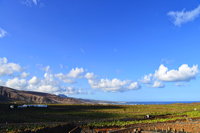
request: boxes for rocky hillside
[0,86,84,104]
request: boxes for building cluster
[9,104,48,109]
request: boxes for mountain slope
[0,86,84,104]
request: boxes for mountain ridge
[0,86,85,104]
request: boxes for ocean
[119,101,200,105]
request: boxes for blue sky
[0,0,200,101]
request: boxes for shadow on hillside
[0,104,124,123]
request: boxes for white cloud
[37,85,59,93]
[0,28,7,38]
[142,64,199,88]
[152,81,165,88]
[23,0,40,6]
[26,74,85,95]
[0,57,22,76]
[29,76,40,85]
[0,57,8,64]
[168,5,200,26]
[6,78,27,90]
[21,72,29,78]
[27,74,61,94]
[55,73,75,84]
[43,71,54,82]
[0,57,199,94]
[0,58,88,95]
[85,72,95,79]
[141,74,153,84]
[26,69,85,95]
[55,67,85,83]
[155,64,198,82]
[88,78,140,92]
[128,82,141,89]
[67,67,85,78]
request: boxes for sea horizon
[117,101,200,105]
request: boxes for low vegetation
[1,103,200,132]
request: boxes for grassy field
[1,103,200,132]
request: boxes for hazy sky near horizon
[0,0,200,101]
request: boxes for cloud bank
[0,57,86,95]
[0,57,198,94]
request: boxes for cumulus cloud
[55,73,75,84]
[0,28,7,38]
[6,78,27,90]
[152,81,165,88]
[0,57,199,94]
[128,82,141,89]
[29,76,40,85]
[29,71,62,94]
[55,67,85,83]
[168,5,200,26]
[0,59,87,95]
[26,68,86,95]
[25,72,85,95]
[85,71,140,92]
[142,64,199,88]
[67,67,84,78]
[85,72,95,79]
[141,74,153,84]
[88,78,140,92]
[21,72,29,78]
[37,85,59,93]
[0,57,7,64]
[0,57,22,76]
[155,64,198,82]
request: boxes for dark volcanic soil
[91,119,200,133]
[22,124,81,133]
[2,119,200,133]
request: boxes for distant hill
[58,94,68,98]
[0,86,85,104]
